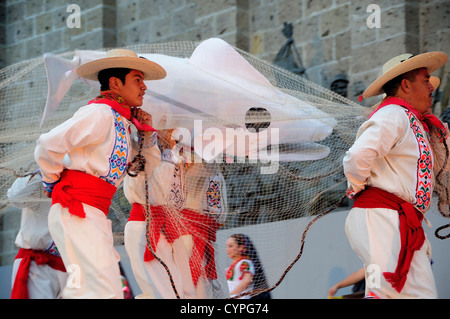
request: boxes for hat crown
[382,53,413,75]
[105,49,139,59]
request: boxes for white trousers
[11,259,68,299]
[345,207,437,299]
[124,221,203,299]
[48,203,123,299]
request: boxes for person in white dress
[225,233,270,299]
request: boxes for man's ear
[399,78,411,94]
[109,77,122,90]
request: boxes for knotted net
[0,38,405,298]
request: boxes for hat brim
[76,56,166,81]
[363,51,448,98]
[430,76,440,90]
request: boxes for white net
[1,38,374,299]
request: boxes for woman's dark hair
[230,233,271,298]
[382,68,421,97]
[98,68,132,91]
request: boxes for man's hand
[135,108,155,139]
[158,129,177,150]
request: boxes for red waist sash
[51,170,117,218]
[182,209,220,286]
[11,248,66,299]
[129,203,220,285]
[353,186,425,292]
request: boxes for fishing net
[0,38,374,298]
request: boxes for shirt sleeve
[7,174,44,209]
[343,106,408,196]
[34,105,113,191]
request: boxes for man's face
[407,68,434,115]
[115,70,147,107]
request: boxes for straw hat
[76,48,166,81]
[430,76,440,90]
[362,51,448,98]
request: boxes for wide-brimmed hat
[76,48,166,81]
[430,76,440,90]
[362,51,448,98]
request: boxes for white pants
[48,203,123,299]
[124,221,202,299]
[345,207,437,299]
[11,258,68,299]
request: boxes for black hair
[230,234,271,299]
[98,68,132,91]
[382,68,421,97]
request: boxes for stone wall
[2,0,449,99]
[0,0,449,266]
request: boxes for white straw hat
[362,51,447,98]
[76,48,166,81]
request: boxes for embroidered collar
[370,96,445,134]
[89,91,156,132]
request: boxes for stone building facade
[0,0,449,265]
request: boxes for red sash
[129,203,220,285]
[353,186,425,292]
[11,248,66,299]
[181,209,220,285]
[128,202,146,221]
[51,170,117,218]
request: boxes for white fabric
[226,259,255,299]
[124,148,183,207]
[41,38,336,163]
[8,175,68,299]
[124,146,203,298]
[345,207,437,299]
[35,101,141,298]
[343,104,434,212]
[185,162,228,225]
[343,103,438,298]
[48,203,123,299]
[124,222,198,299]
[11,259,68,299]
[35,103,133,188]
[7,176,53,250]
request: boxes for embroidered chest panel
[206,174,223,213]
[101,110,129,185]
[405,109,433,212]
[166,163,186,210]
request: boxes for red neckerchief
[370,97,445,134]
[89,91,156,132]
